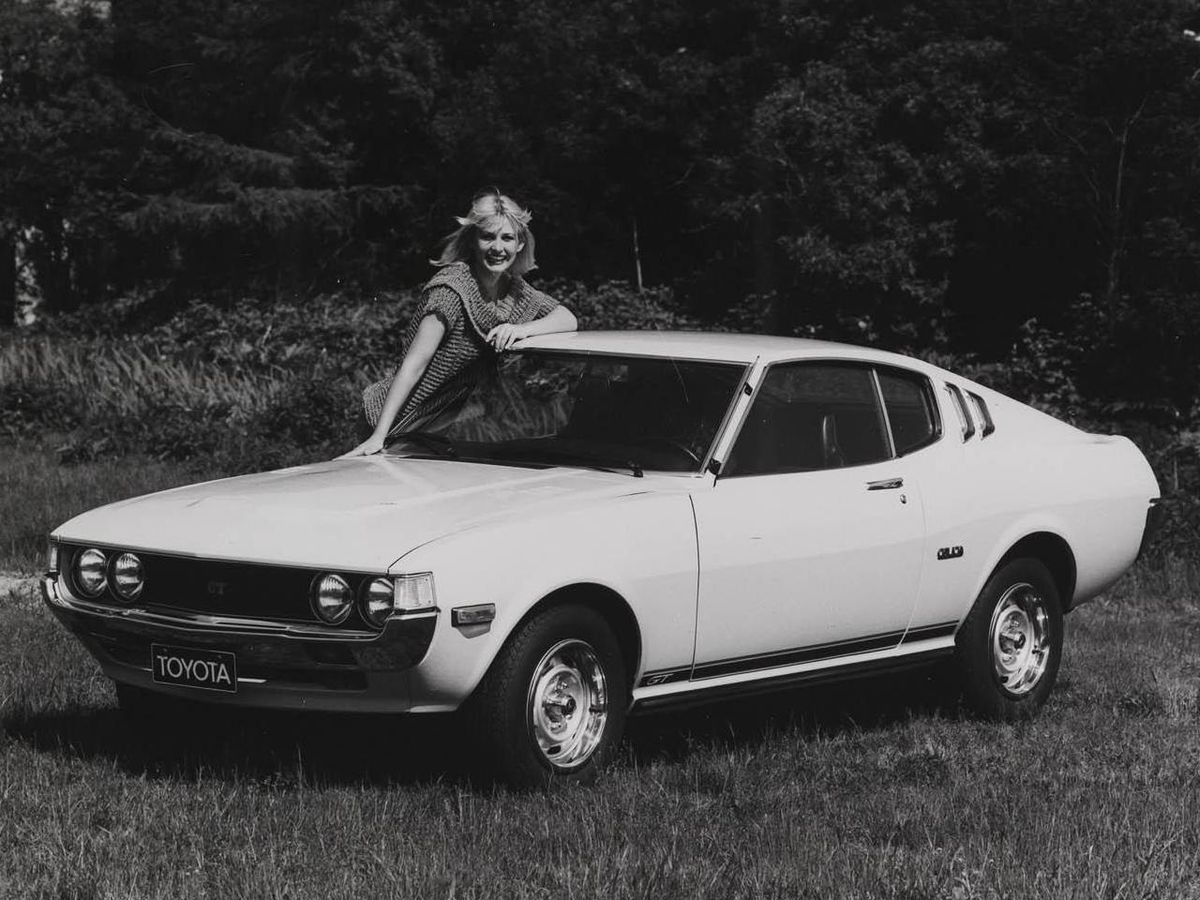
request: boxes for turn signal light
[394,573,437,612]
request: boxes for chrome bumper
[42,575,438,713]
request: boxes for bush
[542,280,704,331]
[2,278,702,472]
[7,280,1198,566]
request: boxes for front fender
[390,490,699,711]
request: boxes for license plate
[151,644,238,693]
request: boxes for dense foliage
[0,281,701,470]
[3,2,1197,347]
[1,0,1199,551]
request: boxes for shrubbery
[2,280,1194,561]
[0,280,699,473]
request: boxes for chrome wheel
[988,582,1051,696]
[527,639,609,769]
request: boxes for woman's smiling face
[474,216,525,277]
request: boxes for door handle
[866,478,904,491]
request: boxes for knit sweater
[363,262,559,436]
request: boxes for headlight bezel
[359,576,396,628]
[310,572,355,625]
[72,547,109,599]
[109,552,145,602]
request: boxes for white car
[43,332,1161,786]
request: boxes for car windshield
[386,350,747,474]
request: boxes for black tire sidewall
[471,604,628,788]
[955,558,1063,720]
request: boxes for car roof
[517,330,924,368]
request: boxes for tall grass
[1,576,1199,898]
[0,338,287,422]
[0,335,360,470]
[0,440,231,573]
[2,423,1199,897]
[1103,554,1200,608]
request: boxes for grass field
[1,442,1198,898]
[0,439,229,575]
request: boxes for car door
[690,361,934,676]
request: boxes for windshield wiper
[581,457,643,478]
[489,444,643,478]
[556,457,644,478]
[390,431,458,458]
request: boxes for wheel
[954,558,1063,720]
[466,604,628,788]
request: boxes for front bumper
[42,575,437,713]
[1136,497,1166,562]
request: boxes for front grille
[58,543,381,629]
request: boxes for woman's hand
[337,433,386,459]
[486,322,529,352]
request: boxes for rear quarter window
[877,367,941,455]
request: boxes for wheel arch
[993,532,1077,609]
[509,583,643,691]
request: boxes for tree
[109,0,442,301]
[0,0,144,316]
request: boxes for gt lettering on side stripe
[151,644,238,693]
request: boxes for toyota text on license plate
[151,644,238,693]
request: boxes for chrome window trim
[870,368,898,459]
[719,358,896,478]
[458,347,752,478]
[874,364,943,457]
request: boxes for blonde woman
[341,190,577,457]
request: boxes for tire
[466,604,628,789]
[954,558,1063,720]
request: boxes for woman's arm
[340,315,446,457]
[487,304,578,351]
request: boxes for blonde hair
[431,190,537,276]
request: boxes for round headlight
[110,552,145,602]
[311,573,353,625]
[360,577,395,628]
[74,548,108,598]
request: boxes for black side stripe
[901,621,959,643]
[637,621,959,688]
[693,630,905,680]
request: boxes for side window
[878,367,941,455]
[725,363,890,476]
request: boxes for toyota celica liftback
[43,332,1161,787]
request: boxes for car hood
[53,456,658,572]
